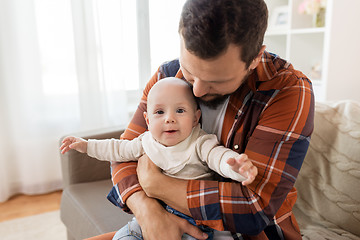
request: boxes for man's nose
[192,79,209,97]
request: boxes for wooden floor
[0,190,62,222]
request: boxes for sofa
[59,101,360,240]
[59,126,133,240]
[292,100,360,239]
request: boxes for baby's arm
[60,136,144,162]
[220,154,257,185]
[197,134,257,184]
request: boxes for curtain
[0,0,143,202]
[0,0,185,202]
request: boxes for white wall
[325,0,360,102]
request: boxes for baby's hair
[150,77,199,111]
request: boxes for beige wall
[325,0,360,102]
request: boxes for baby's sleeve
[87,136,144,162]
[196,134,246,182]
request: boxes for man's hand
[60,136,88,154]
[136,155,189,215]
[134,155,208,239]
[226,154,258,186]
[127,191,208,240]
[136,154,162,197]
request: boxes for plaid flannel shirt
[107,51,314,239]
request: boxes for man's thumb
[185,223,208,240]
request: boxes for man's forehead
[179,40,246,82]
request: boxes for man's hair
[179,0,268,68]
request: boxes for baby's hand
[226,154,258,186]
[60,136,88,154]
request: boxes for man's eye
[177,109,185,113]
[155,110,164,114]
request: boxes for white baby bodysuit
[87,124,246,182]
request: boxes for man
[99,0,314,239]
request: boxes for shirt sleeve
[187,74,314,234]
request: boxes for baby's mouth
[165,130,177,133]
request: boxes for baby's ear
[194,109,201,126]
[143,112,150,127]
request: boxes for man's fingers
[182,220,208,240]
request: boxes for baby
[60,77,257,239]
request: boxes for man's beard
[196,94,230,109]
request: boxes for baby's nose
[165,113,176,123]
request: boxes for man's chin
[197,94,230,109]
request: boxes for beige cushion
[294,100,360,239]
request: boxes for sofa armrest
[59,126,125,188]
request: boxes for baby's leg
[112,217,143,240]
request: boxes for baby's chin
[161,140,181,147]
[160,137,186,147]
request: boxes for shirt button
[234,145,239,150]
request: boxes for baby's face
[144,78,200,147]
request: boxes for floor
[0,190,62,222]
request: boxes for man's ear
[249,45,266,70]
[193,109,201,127]
[143,112,150,127]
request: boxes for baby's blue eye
[177,109,185,113]
[155,110,164,114]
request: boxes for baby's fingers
[239,159,253,172]
[241,165,258,186]
[226,157,236,167]
[60,143,72,154]
[62,136,77,143]
[69,141,87,153]
[60,136,77,154]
